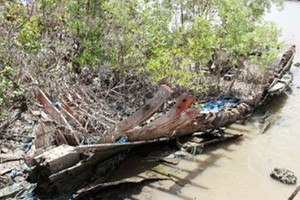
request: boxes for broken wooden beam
[175,102,251,137]
[115,85,173,136]
[125,95,196,141]
[28,138,169,196]
[143,94,194,129]
[24,71,80,146]
[125,108,198,141]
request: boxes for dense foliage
[0,0,284,114]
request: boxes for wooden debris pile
[0,45,296,199]
[21,81,252,197]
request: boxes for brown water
[130,2,300,200]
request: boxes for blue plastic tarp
[201,97,240,112]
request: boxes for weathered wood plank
[124,94,195,141]
[35,122,56,149]
[126,107,198,141]
[176,102,251,136]
[24,72,79,146]
[75,138,169,153]
[32,86,70,128]
[116,85,173,135]
[144,94,194,129]
[29,139,169,196]
[32,86,79,146]
[32,144,79,175]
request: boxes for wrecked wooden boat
[268,72,293,95]
[0,45,295,199]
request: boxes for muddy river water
[127,2,300,200]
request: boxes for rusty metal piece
[116,85,173,135]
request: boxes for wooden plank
[176,102,251,136]
[32,144,79,175]
[75,138,169,153]
[32,86,70,128]
[32,86,79,146]
[35,122,56,149]
[0,154,23,163]
[144,94,194,129]
[29,139,169,196]
[56,126,80,146]
[24,71,79,146]
[125,107,198,141]
[116,85,173,135]
[124,94,194,141]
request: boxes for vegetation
[0,0,284,114]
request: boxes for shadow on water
[85,139,243,200]
[259,93,289,114]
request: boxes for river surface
[129,2,300,200]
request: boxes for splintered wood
[125,95,196,141]
[116,84,174,135]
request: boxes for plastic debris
[24,136,34,143]
[10,169,19,177]
[22,144,32,152]
[201,97,240,112]
[51,99,60,108]
[15,183,37,200]
[81,136,101,144]
[116,135,129,143]
[27,119,34,126]
[21,163,30,171]
[110,102,124,111]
